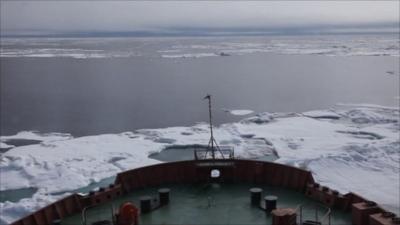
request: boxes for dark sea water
[1,37,399,137]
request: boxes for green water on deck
[61,183,351,225]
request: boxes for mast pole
[204,94,224,160]
[207,95,215,160]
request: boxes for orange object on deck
[118,202,139,225]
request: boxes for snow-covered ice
[0,142,15,149]
[1,35,399,59]
[161,53,218,58]
[0,104,399,223]
[0,191,70,225]
[0,47,141,59]
[160,35,400,58]
[1,131,73,143]
[224,109,254,116]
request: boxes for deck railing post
[300,206,303,224]
[327,207,332,225]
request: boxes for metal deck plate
[61,183,351,225]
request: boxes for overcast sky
[1,1,399,35]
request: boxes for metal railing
[194,146,234,160]
[296,203,331,225]
[81,203,115,225]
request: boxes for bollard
[140,196,152,214]
[249,188,263,206]
[265,195,278,213]
[51,219,61,225]
[158,188,170,205]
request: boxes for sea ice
[161,53,218,58]
[0,131,73,143]
[0,142,14,149]
[302,110,341,119]
[0,190,70,225]
[1,35,399,59]
[0,104,399,223]
[224,109,254,116]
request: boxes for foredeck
[10,159,392,225]
[61,183,351,225]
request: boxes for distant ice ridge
[0,48,141,59]
[160,35,400,58]
[161,53,218,58]
[1,35,399,59]
[0,104,399,223]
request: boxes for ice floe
[1,131,73,143]
[0,190,70,225]
[0,104,399,223]
[0,132,73,152]
[0,48,141,59]
[1,35,399,59]
[224,109,254,116]
[160,35,400,58]
[0,142,14,149]
[161,53,218,58]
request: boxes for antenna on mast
[203,94,224,160]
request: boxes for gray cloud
[1,1,399,35]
